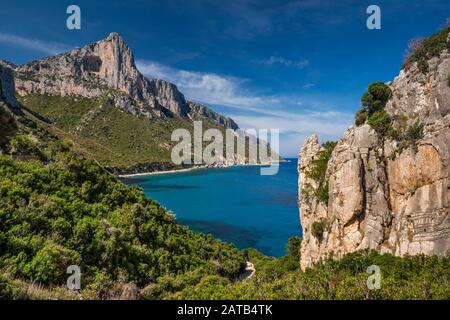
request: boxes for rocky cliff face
[298,31,450,270]
[0,62,19,151]
[187,101,238,130]
[0,61,20,111]
[12,32,237,129]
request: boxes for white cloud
[137,59,353,157]
[231,111,353,156]
[137,60,271,109]
[231,112,351,137]
[0,32,70,55]
[259,56,309,69]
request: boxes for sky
[0,0,449,157]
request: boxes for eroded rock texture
[0,62,19,151]
[298,36,450,270]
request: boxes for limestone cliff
[0,62,19,151]
[0,61,20,111]
[298,29,450,270]
[12,32,237,129]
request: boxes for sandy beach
[117,160,290,178]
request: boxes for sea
[121,159,301,257]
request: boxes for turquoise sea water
[121,159,301,257]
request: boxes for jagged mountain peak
[105,31,124,42]
[12,33,237,128]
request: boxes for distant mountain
[4,33,253,169]
[14,32,238,129]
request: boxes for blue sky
[0,0,449,156]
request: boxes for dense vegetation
[1,109,449,300]
[403,27,450,73]
[0,145,245,299]
[0,103,17,149]
[18,94,231,169]
[168,247,450,300]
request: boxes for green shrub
[406,121,424,141]
[0,151,246,297]
[9,134,44,157]
[25,241,81,284]
[312,219,329,241]
[286,236,302,260]
[317,182,329,204]
[0,104,17,148]
[305,141,336,205]
[355,108,367,126]
[403,27,450,74]
[367,109,394,137]
[361,82,392,115]
[447,74,450,87]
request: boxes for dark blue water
[121,159,301,257]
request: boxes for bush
[447,74,450,87]
[312,219,329,241]
[361,82,392,115]
[0,151,246,297]
[317,182,329,204]
[0,104,17,148]
[286,236,302,260]
[367,109,394,137]
[305,141,337,205]
[406,121,424,141]
[9,134,44,158]
[355,108,367,126]
[25,241,81,284]
[403,27,450,74]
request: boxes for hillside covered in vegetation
[0,26,449,300]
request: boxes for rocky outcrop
[298,31,450,270]
[0,61,20,111]
[187,101,239,130]
[0,62,19,151]
[13,32,237,129]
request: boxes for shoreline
[117,166,208,178]
[117,160,290,178]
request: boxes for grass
[17,94,231,168]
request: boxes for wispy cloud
[137,60,275,109]
[231,110,353,156]
[0,32,71,55]
[137,59,353,156]
[258,56,309,69]
[302,83,316,89]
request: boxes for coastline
[117,160,290,178]
[117,165,208,177]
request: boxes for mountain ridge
[2,33,249,168]
[12,32,238,130]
